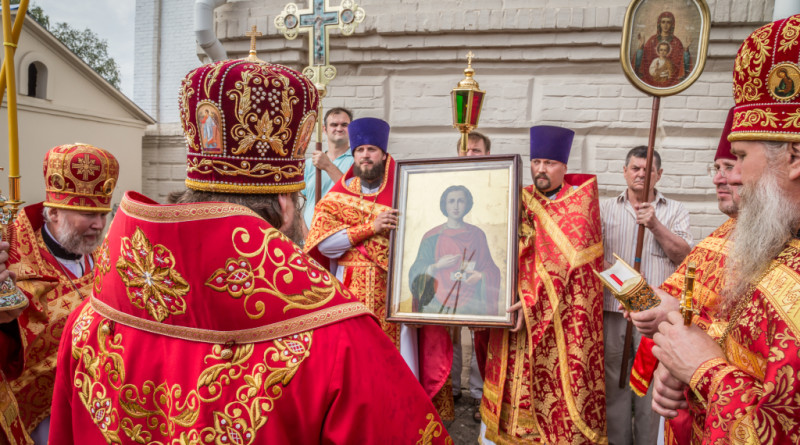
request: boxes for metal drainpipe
[195,0,227,62]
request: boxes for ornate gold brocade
[71,303,314,444]
[115,227,190,323]
[205,226,349,318]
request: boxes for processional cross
[275,0,366,202]
[276,0,365,88]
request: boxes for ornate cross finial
[466,51,475,67]
[275,0,366,87]
[246,25,263,61]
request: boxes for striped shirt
[600,189,692,313]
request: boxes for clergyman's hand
[508,300,525,333]
[373,209,399,234]
[630,289,679,338]
[652,311,725,384]
[651,363,688,418]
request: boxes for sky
[31,0,135,98]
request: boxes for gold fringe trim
[728,131,800,142]
[43,202,111,213]
[185,178,304,194]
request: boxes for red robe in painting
[409,223,501,316]
[634,12,689,88]
[481,176,607,444]
[47,192,453,444]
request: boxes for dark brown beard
[353,158,385,184]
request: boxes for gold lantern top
[451,51,486,154]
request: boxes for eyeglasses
[707,162,734,179]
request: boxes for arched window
[26,61,47,98]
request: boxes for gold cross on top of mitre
[246,25,263,62]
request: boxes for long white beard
[723,171,800,312]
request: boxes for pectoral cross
[275,0,366,87]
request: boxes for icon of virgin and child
[409,185,501,316]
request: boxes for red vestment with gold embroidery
[48,192,452,444]
[677,239,800,444]
[0,203,95,437]
[304,156,454,419]
[629,218,735,445]
[481,177,607,444]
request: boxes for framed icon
[386,154,520,327]
[620,0,711,97]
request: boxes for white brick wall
[136,0,773,239]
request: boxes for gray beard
[54,224,101,256]
[722,171,800,312]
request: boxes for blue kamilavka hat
[529,125,574,164]
[349,117,390,152]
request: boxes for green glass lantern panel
[453,90,469,125]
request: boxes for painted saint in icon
[409,185,501,316]
[200,107,222,154]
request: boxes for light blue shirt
[302,150,354,227]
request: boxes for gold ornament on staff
[0,0,29,312]
[614,0,711,388]
[451,51,486,155]
[680,262,697,326]
[275,0,366,203]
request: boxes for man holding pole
[600,146,691,445]
[651,15,800,442]
[301,107,354,228]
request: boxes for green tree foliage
[10,1,121,88]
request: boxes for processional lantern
[451,51,485,155]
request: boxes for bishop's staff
[0,0,29,311]
[616,0,710,388]
[275,0,366,203]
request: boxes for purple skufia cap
[349,117,390,152]
[529,125,574,164]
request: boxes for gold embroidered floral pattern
[228,68,297,157]
[206,257,256,298]
[116,227,190,322]
[206,227,343,318]
[417,413,453,445]
[186,157,303,182]
[734,108,779,129]
[784,111,800,129]
[179,76,200,153]
[734,23,774,102]
[779,15,800,52]
[94,237,111,293]
[70,301,314,444]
